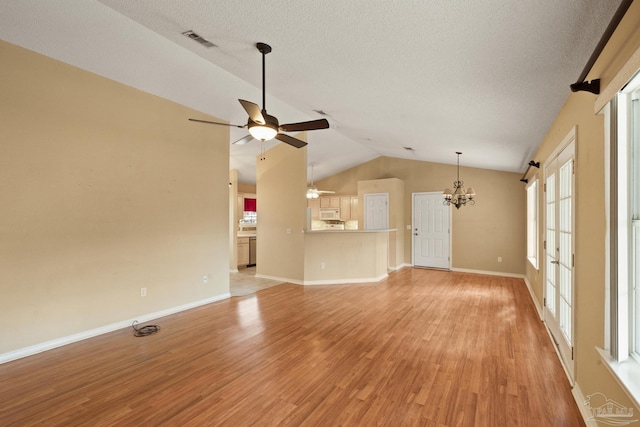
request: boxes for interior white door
[413,192,451,269]
[364,193,389,230]
[544,137,575,380]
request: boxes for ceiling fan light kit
[306,187,320,199]
[189,42,329,148]
[306,164,334,198]
[248,117,278,141]
[443,152,476,210]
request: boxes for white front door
[364,193,389,230]
[413,192,451,269]
[544,135,575,380]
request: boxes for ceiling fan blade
[317,190,336,194]
[238,99,265,124]
[280,118,330,132]
[189,118,245,128]
[275,133,307,148]
[233,134,254,145]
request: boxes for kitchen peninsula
[303,228,396,284]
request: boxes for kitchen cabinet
[340,196,351,220]
[314,195,358,220]
[237,237,250,266]
[307,198,320,219]
[320,196,340,208]
[350,196,359,220]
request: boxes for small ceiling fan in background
[306,163,335,199]
[189,42,329,148]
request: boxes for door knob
[550,260,559,264]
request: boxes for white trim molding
[389,263,411,272]
[596,347,640,410]
[572,383,599,427]
[255,273,391,286]
[303,273,388,286]
[0,293,230,365]
[254,274,302,285]
[523,276,544,319]
[596,44,640,114]
[450,267,525,279]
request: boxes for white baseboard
[253,273,389,286]
[303,273,388,286]
[389,263,411,271]
[450,267,525,279]
[523,276,543,319]
[254,273,302,285]
[0,292,230,365]
[572,383,598,427]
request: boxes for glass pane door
[544,136,575,380]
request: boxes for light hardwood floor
[0,268,584,426]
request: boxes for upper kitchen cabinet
[320,196,340,208]
[350,196,359,221]
[340,197,351,220]
[309,195,358,220]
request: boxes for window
[614,74,640,362]
[526,179,539,269]
[630,80,640,361]
[602,70,640,407]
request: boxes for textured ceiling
[0,0,621,183]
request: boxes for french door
[544,135,575,379]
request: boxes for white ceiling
[0,0,620,183]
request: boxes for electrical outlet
[202,275,208,284]
[321,262,325,270]
[497,257,503,263]
[140,287,147,297]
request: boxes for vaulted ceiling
[0,1,621,182]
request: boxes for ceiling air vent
[181,30,216,48]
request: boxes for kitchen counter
[305,229,396,233]
[237,232,256,238]
[303,230,391,285]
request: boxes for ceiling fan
[189,42,329,148]
[306,163,335,199]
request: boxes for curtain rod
[570,0,634,94]
[520,161,540,184]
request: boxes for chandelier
[443,152,476,209]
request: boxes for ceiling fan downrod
[256,42,272,113]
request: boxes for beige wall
[255,136,307,282]
[304,232,389,283]
[357,178,405,269]
[318,157,525,274]
[237,183,256,194]
[521,2,640,415]
[0,41,231,355]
